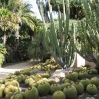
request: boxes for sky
[22,0,42,19]
[22,0,58,20]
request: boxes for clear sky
[22,0,42,19]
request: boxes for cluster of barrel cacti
[0,64,99,99]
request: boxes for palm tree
[7,0,36,40]
[0,0,36,44]
[0,8,14,45]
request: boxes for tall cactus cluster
[75,0,99,71]
[40,0,76,69]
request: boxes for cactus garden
[1,0,99,99]
[0,60,99,99]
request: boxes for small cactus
[63,85,77,99]
[37,81,50,96]
[52,91,66,99]
[86,84,98,95]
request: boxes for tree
[0,0,36,42]
[7,0,35,41]
[0,8,16,45]
[0,0,38,63]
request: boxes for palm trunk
[2,31,7,45]
[30,35,34,41]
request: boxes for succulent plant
[0,79,5,84]
[0,84,5,98]
[84,64,91,68]
[10,92,23,99]
[25,78,34,86]
[16,75,24,84]
[86,97,95,99]
[31,81,39,88]
[73,67,84,73]
[41,73,50,78]
[5,79,13,86]
[48,79,57,85]
[63,85,77,99]
[72,82,84,95]
[5,92,13,99]
[61,82,70,91]
[50,83,61,94]
[24,87,38,99]
[52,91,66,99]
[14,71,20,75]
[10,80,19,87]
[40,0,76,69]
[89,68,98,75]
[66,71,78,82]
[86,84,98,95]
[4,85,20,95]
[80,78,91,91]
[37,81,50,96]
[62,78,70,83]
[37,78,48,84]
[78,71,89,79]
[90,77,99,87]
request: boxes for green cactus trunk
[40,0,76,69]
[75,0,99,71]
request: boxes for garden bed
[0,60,99,99]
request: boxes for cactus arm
[75,0,99,67]
[58,5,63,50]
[48,0,60,54]
[39,0,76,69]
[39,0,50,51]
[64,0,70,46]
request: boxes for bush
[0,44,6,66]
[27,32,50,62]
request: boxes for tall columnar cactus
[40,0,76,68]
[75,0,99,71]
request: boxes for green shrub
[27,31,50,62]
[0,44,6,67]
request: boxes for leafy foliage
[27,29,50,61]
[17,38,30,61]
[0,43,6,66]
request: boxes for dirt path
[0,60,40,79]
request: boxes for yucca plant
[40,0,76,69]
